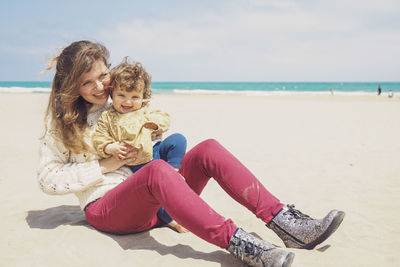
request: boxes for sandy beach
[1,93,399,267]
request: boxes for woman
[38,40,345,267]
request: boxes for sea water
[1,81,399,96]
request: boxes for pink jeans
[85,139,283,248]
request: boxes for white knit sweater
[37,103,132,210]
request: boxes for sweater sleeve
[144,106,171,135]
[37,133,104,195]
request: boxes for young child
[92,59,187,233]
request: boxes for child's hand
[104,142,129,160]
[144,122,158,130]
[168,220,189,233]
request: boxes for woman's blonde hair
[109,58,152,105]
[44,40,110,154]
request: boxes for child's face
[112,86,144,114]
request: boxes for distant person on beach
[388,90,393,98]
[37,40,345,267]
[378,85,382,95]
[330,88,334,96]
[92,58,188,233]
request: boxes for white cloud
[98,0,400,81]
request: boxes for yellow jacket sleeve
[144,105,170,136]
[92,110,116,158]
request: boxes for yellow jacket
[92,105,170,165]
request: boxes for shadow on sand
[26,205,242,266]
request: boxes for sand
[0,93,399,266]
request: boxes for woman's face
[79,59,110,105]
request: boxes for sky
[0,0,399,82]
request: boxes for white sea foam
[173,89,379,96]
[0,86,392,97]
[0,87,51,94]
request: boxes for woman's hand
[99,155,129,174]
[104,142,129,160]
[124,144,139,165]
[99,146,138,174]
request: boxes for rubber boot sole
[283,252,295,267]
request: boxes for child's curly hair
[110,57,152,104]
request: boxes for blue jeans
[129,133,187,223]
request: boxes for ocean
[1,81,399,96]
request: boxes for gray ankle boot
[227,228,295,267]
[267,204,345,250]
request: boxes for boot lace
[231,238,273,264]
[284,204,312,225]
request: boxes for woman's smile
[94,90,107,98]
[94,91,105,96]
